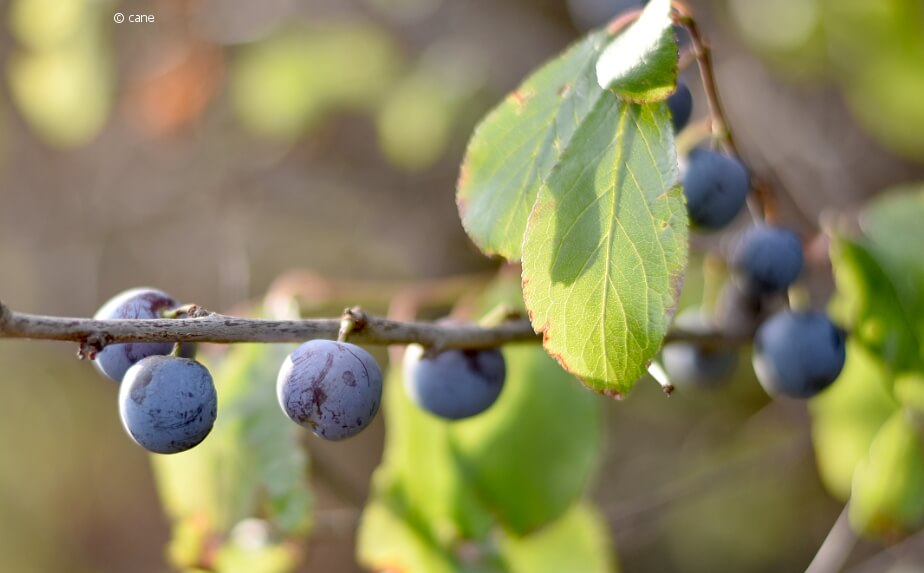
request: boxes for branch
[671,1,779,224]
[804,504,856,573]
[0,300,743,351]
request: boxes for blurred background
[1,0,923,571]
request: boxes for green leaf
[895,373,924,413]
[456,30,611,260]
[357,491,459,573]
[830,238,922,376]
[850,410,924,537]
[213,522,299,573]
[500,503,617,573]
[521,95,687,395]
[595,0,678,102]
[830,188,924,375]
[451,345,602,534]
[860,187,924,322]
[810,341,898,500]
[357,483,506,573]
[375,367,495,541]
[152,344,312,568]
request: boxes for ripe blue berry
[682,149,750,230]
[93,288,193,383]
[119,355,217,454]
[753,311,846,399]
[731,225,804,294]
[277,340,383,440]
[667,79,693,133]
[662,310,737,389]
[403,344,506,420]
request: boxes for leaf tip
[603,388,624,401]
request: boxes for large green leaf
[357,492,460,573]
[500,503,616,573]
[359,491,616,573]
[830,188,924,375]
[451,345,602,534]
[456,30,611,260]
[521,95,686,395]
[375,367,495,542]
[810,341,898,500]
[850,410,924,537]
[830,239,922,376]
[152,344,312,569]
[357,480,506,573]
[595,0,678,103]
[860,187,924,328]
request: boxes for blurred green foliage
[6,0,113,147]
[357,275,611,572]
[153,341,311,572]
[229,20,485,172]
[376,70,458,172]
[813,186,924,538]
[728,0,924,161]
[850,410,924,536]
[811,341,897,501]
[231,22,402,140]
[829,188,924,376]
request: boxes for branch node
[338,306,368,342]
[77,334,108,361]
[188,304,212,318]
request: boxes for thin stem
[805,504,856,573]
[671,2,735,155]
[337,307,361,343]
[671,1,778,223]
[647,362,675,395]
[0,300,744,350]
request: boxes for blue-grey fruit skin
[682,149,750,230]
[668,80,693,133]
[93,288,194,383]
[403,344,506,420]
[662,310,737,389]
[732,225,804,294]
[277,340,383,441]
[119,355,217,454]
[753,311,846,399]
